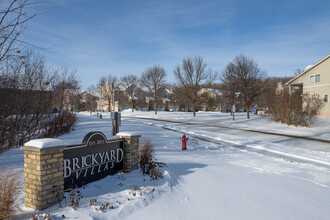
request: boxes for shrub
[68,187,81,209]
[268,88,324,127]
[139,140,154,173]
[139,140,164,180]
[0,169,22,219]
[303,93,325,127]
[0,111,76,154]
[41,112,76,138]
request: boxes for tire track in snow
[126,118,330,170]
[123,116,330,144]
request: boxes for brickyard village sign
[63,131,124,189]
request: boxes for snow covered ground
[1,111,330,219]
[121,110,330,140]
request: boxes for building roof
[145,97,154,101]
[286,55,330,85]
[165,88,173,94]
[127,95,138,100]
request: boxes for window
[324,95,328,103]
[310,75,315,83]
[315,74,320,83]
[310,74,320,84]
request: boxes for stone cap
[21,138,67,152]
[115,132,141,138]
[24,138,68,149]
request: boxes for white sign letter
[64,159,71,178]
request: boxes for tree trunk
[193,104,196,117]
[246,107,250,119]
[154,92,158,115]
[122,93,125,111]
[132,100,134,112]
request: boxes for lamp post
[232,105,236,121]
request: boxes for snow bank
[24,138,68,149]
[4,113,330,219]
[121,109,135,113]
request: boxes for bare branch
[0,0,37,63]
[140,65,166,114]
[174,56,214,116]
[221,55,266,119]
[121,74,138,112]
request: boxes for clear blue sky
[25,0,330,89]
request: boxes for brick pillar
[115,134,141,172]
[20,145,65,210]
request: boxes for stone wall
[115,134,141,172]
[21,133,140,210]
[21,145,64,210]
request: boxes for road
[123,116,330,152]
[121,116,330,170]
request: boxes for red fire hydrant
[181,134,188,150]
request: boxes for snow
[2,111,330,219]
[116,132,140,137]
[121,110,330,140]
[305,64,313,71]
[145,97,154,101]
[24,138,68,149]
[165,88,173,94]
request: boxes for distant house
[197,88,222,111]
[97,83,179,112]
[98,82,115,112]
[286,55,330,118]
[98,82,127,112]
[79,90,98,112]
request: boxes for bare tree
[53,65,79,113]
[173,86,190,111]
[121,74,138,112]
[85,85,97,113]
[220,62,240,115]
[223,55,265,119]
[140,66,166,114]
[47,65,79,137]
[99,75,117,112]
[0,51,56,150]
[0,50,79,152]
[0,0,37,63]
[174,56,213,116]
[294,68,303,76]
